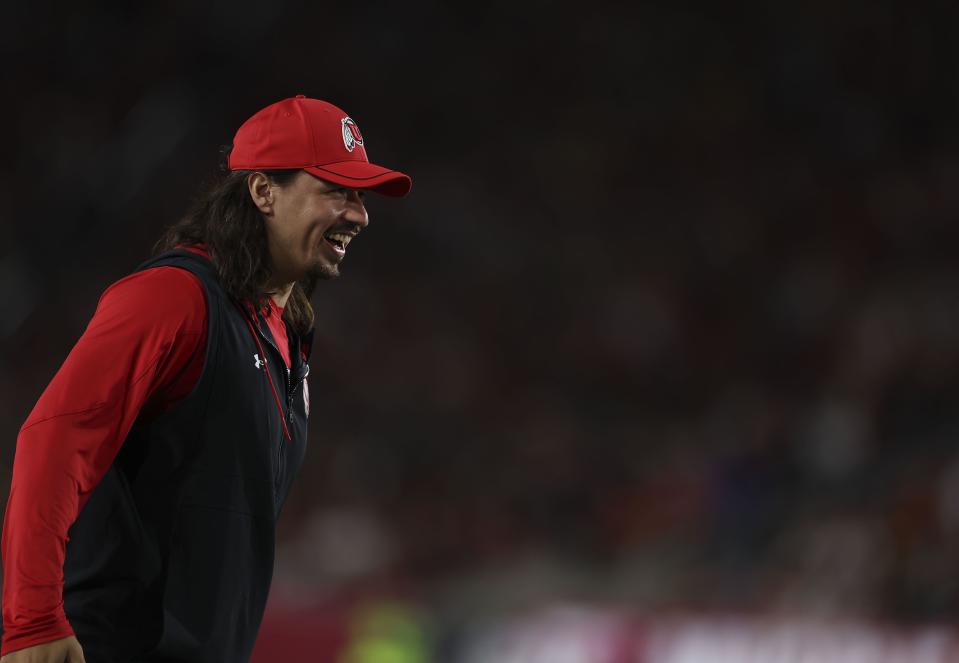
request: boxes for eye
[327,187,364,201]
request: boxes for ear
[247,172,274,215]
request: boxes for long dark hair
[157,155,315,336]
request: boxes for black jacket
[62,250,311,662]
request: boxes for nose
[344,190,369,230]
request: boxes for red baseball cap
[228,95,412,197]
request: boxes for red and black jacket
[5,250,311,662]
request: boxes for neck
[269,282,294,309]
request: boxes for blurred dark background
[4,2,959,660]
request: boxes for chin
[309,260,340,281]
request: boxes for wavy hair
[156,154,315,336]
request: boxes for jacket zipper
[286,367,294,425]
[241,313,292,441]
[250,310,305,426]
[259,326,298,426]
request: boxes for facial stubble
[309,259,340,281]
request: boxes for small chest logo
[341,117,364,152]
[253,353,265,370]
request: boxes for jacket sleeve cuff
[1,617,75,656]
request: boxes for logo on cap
[341,117,364,152]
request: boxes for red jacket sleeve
[0,266,207,656]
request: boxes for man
[0,95,412,662]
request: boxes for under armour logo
[254,354,265,369]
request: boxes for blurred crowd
[3,2,959,659]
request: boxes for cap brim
[304,161,412,198]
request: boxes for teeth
[327,232,352,247]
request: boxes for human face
[262,171,369,283]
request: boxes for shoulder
[91,266,207,337]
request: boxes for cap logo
[341,117,364,152]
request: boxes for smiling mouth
[323,230,355,256]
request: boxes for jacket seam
[20,343,175,434]
[19,404,108,434]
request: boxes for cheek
[305,223,325,251]
[284,206,316,247]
